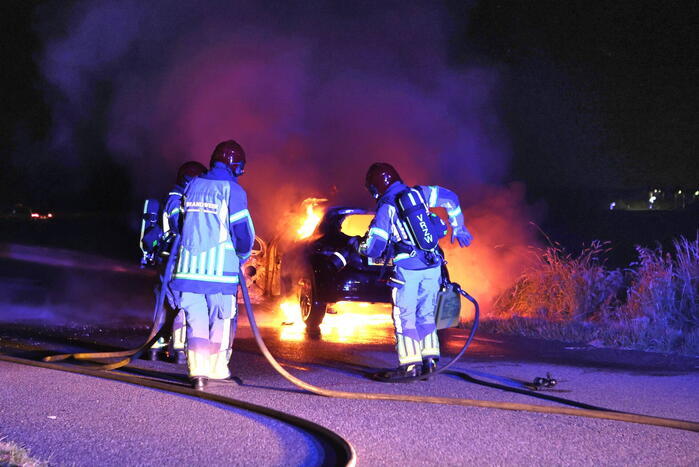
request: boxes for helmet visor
[367,184,379,199]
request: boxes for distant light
[48,213,53,218]
[678,190,682,194]
[31,213,39,218]
[695,190,699,196]
[609,202,616,210]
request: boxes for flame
[279,300,302,325]
[328,301,393,327]
[296,198,327,239]
[277,299,394,343]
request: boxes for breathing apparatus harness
[373,185,448,281]
[139,198,178,268]
[375,187,446,271]
[394,186,448,258]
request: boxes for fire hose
[237,266,699,433]
[36,236,699,433]
[42,235,182,370]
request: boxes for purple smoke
[36,0,511,233]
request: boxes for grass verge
[490,234,699,355]
[0,438,48,467]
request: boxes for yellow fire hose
[42,236,183,370]
[0,353,356,466]
[34,242,699,433]
[237,268,699,433]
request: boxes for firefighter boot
[148,337,167,361]
[173,350,187,365]
[191,376,207,390]
[421,357,438,379]
[147,348,161,361]
[375,363,422,382]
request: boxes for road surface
[0,247,697,466]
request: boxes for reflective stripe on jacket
[170,163,254,294]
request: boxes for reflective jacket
[359,181,466,271]
[170,163,255,295]
[162,184,186,235]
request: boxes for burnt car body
[241,236,269,303]
[280,207,393,327]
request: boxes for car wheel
[298,275,326,328]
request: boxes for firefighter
[148,161,207,364]
[169,140,254,390]
[356,162,472,379]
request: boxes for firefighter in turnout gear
[147,161,207,364]
[358,162,472,380]
[169,140,255,390]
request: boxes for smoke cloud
[36,0,539,312]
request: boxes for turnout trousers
[391,265,441,366]
[170,309,186,352]
[180,292,237,379]
[150,281,187,354]
[149,309,186,353]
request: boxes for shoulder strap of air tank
[411,185,429,205]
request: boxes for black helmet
[210,140,246,176]
[365,162,402,199]
[176,161,207,186]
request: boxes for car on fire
[241,235,271,303]
[279,206,394,328]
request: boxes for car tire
[298,275,326,328]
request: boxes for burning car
[279,206,393,327]
[241,235,270,303]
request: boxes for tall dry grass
[0,437,48,467]
[489,234,699,355]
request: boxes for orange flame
[296,198,327,239]
[277,299,393,343]
[279,300,302,325]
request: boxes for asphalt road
[1,248,698,466]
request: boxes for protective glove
[451,225,473,248]
[206,293,232,319]
[347,235,362,252]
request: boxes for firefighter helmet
[210,140,246,176]
[176,161,207,186]
[365,162,402,199]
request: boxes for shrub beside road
[491,235,699,355]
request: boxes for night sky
[463,1,698,196]
[1,0,697,214]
